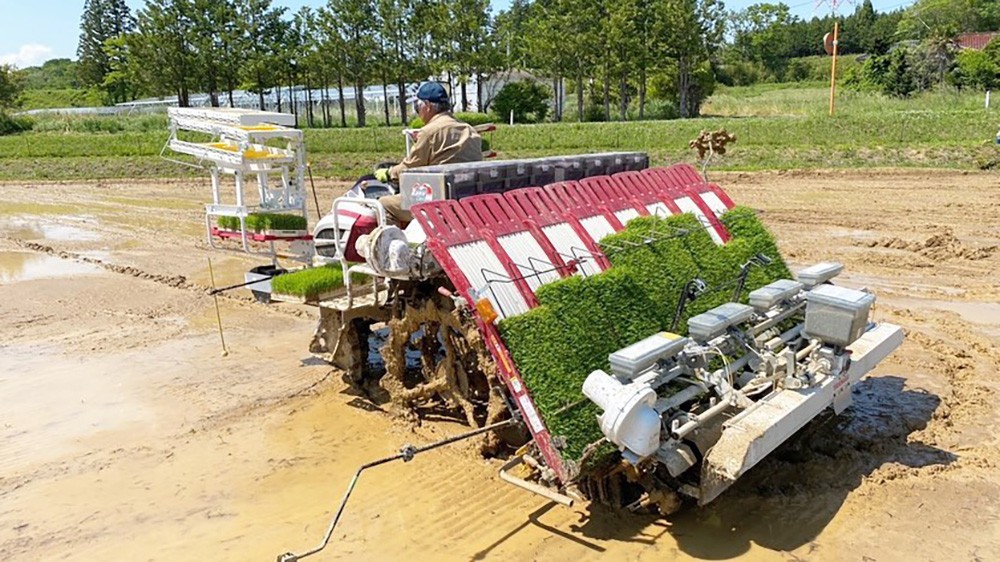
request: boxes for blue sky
[1,0,915,68]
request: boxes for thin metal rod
[307,163,322,220]
[207,258,229,357]
[209,274,277,295]
[278,418,517,562]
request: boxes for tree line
[65,0,1000,125]
[76,0,726,124]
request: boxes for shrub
[271,264,367,299]
[951,49,999,90]
[715,60,776,87]
[498,208,791,469]
[642,98,679,121]
[0,111,33,136]
[217,213,307,232]
[492,80,551,124]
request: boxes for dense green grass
[2,85,998,181]
[20,88,105,111]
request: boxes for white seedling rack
[165,107,312,262]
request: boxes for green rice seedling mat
[218,213,307,233]
[498,207,791,474]
[270,264,367,301]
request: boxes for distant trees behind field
[69,0,729,123]
[8,0,1000,121]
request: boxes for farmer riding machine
[303,151,904,510]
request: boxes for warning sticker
[517,395,545,433]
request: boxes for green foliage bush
[217,213,307,232]
[498,208,791,470]
[0,112,33,136]
[952,49,999,90]
[493,80,551,123]
[271,264,366,299]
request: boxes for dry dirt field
[1,170,999,561]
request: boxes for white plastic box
[804,285,875,347]
[687,303,754,341]
[748,279,804,312]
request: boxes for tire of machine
[380,299,510,453]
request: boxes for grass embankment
[2,86,998,181]
[498,208,790,470]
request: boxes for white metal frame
[165,107,311,263]
[330,197,390,308]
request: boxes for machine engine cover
[797,262,844,288]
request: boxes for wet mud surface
[2,170,999,561]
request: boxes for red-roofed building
[957,32,1000,50]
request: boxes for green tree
[659,0,725,118]
[316,5,351,127]
[188,0,242,107]
[897,0,997,40]
[0,65,24,109]
[885,48,917,97]
[731,3,796,75]
[493,80,550,123]
[133,0,198,106]
[326,0,377,127]
[19,59,81,90]
[952,48,999,89]
[77,0,135,102]
[239,0,287,110]
[101,35,141,103]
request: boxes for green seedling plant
[217,213,307,233]
[270,264,367,300]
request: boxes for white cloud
[0,44,54,69]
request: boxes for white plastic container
[609,332,688,378]
[748,279,804,312]
[804,285,875,347]
[583,370,661,459]
[797,262,844,288]
[687,303,754,341]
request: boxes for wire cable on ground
[276,417,519,562]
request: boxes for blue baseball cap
[416,82,449,104]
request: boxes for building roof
[957,32,1000,50]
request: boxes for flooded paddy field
[1,171,999,561]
